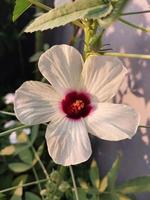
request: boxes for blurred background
[96,1,150,199]
[0,0,150,199]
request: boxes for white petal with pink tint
[46,117,92,166]
[81,55,127,102]
[14,81,62,125]
[86,103,140,141]
[38,44,83,96]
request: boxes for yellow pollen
[70,100,84,113]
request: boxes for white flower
[14,44,140,166]
[9,131,18,144]
[9,128,31,144]
[54,0,73,7]
[4,93,15,104]
[4,120,16,128]
[22,128,31,135]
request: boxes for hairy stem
[97,52,150,60]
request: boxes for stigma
[61,91,93,120]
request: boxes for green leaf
[10,176,27,200]
[98,0,129,27]
[25,0,112,32]
[15,144,31,155]
[32,142,44,165]
[30,125,39,144]
[0,145,15,156]
[13,0,32,22]
[10,196,22,200]
[78,188,99,200]
[18,148,33,165]
[99,176,108,192]
[25,192,41,200]
[90,160,100,188]
[101,193,119,200]
[99,155,121,192]
[107,154,121,190]
[77,188,87,200]
[8,162,32,173]
[12,175,28,186]
[0,193,6,200]
[116,176,150,194]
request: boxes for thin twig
[27,0,51,11]
[0,111,16,116]
[119,18,150,33]
[31,146,50,180]
[0,179,48,193]
[32,167,45,200]
[122,10,150,16]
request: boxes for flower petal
[86,103,140,141]
[81,55,127,102]
[14,81,61,125]
[38,44,83,95]
[46,117,92,166]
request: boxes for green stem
[98,52,150,60]
[119,18,150,33]
[69,166,79,200]
[122,10,150,16]
[84,26,92,59]
[83,20,103,59]
[0,179,48,193]
[0,111,16,116]
[32,167,45,200]
[27,0,51,11]
[0,125,30,137]
[31,146,50,180]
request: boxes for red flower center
[61,91,93,119]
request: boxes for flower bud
[58,181,70,192]
[50,170,61,184]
